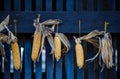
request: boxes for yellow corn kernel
[11,42,20,70]
[54,36,61,61]
[75,43,84,68]
[32,31,41,61]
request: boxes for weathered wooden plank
[25,0,32,11]
[97,0,103,10]
[4,0,11,11]
[56,0,63,11]
[14,0,21,11]
[76,0,82,11]
[46,42,54,79]
[4,44,10,79]
[55,58,62,79]
[66,0,74,11]
[86,0,94,10]
[24,40,32,79]
[35,55,42,79]
[46,0,52,11]
[65,40,74,79]
[108,0,116,10]
[36,0,42,11]
[0,11,120,33]
[87,44,94,79]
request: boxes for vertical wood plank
[55,58,62,79]
[86,0,94,10]
[24,40,32,79]
[87,44,94,79]
[4,44,10,79]
[94,47,99,79]
[4,0,11,11]
[46,42,54,79]
[14,0,21,11]
[56,0,63,11]
[46,0,52,11]
[76,0,82,11]
[108,0,116,10]
[25,0,32,11]
[66,0,74,11]
[36,0,42,11]
[65,40,74,79]
[97,0,103,11]
[35,55,42,79]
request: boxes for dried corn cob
[75,42,84,69]
[11,42,20,70]
[54,34,61,61]
[32,31,42,61]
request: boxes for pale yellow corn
[54,36,61,61]
[11,42,20,70]
[75,43,84,68]
[32,31,41,61]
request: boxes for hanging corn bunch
[54,33,61,61]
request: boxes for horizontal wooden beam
[0,11,120,33]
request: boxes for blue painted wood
[108,0,116,10]
[4,0,11,11]
[36,0,42,11]
[65,40,74,79]
[55,58,62,79]
[77,67,84,79]
[35,55,42,79]
[56,0,63,11]
[0,11,120,33]
[4,44,10,79]
[46,42,54,79]
[24,40,32,79]
[110,37,117,79]
[14,0,21,11]
[86,0,94,10]
[97,0,103,10]
[76,0,82,11]
[87,44,94,79]
[46,0,52,11]
[25,0,32,11]
[66,0,74,11]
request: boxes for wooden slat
[4,0,11,11]
[87,44,94,79]
[24,40,32,79]
[76,0,82,11]
[55,58,62,79]
[46,42,54,79]
[36,0,42,11]
[66,0,74,11]
[97,0,103,10]
[108,0,116,10]
[35,56,42,79]
[46,0,52,11]
[25,0,32,11]
[4,44,10,79]
[14,0,21,11]
[56,0,63,11]
[94,47,99,79]
[86,0,94,10]
[0,11,120,33]
[65,40,74,79]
